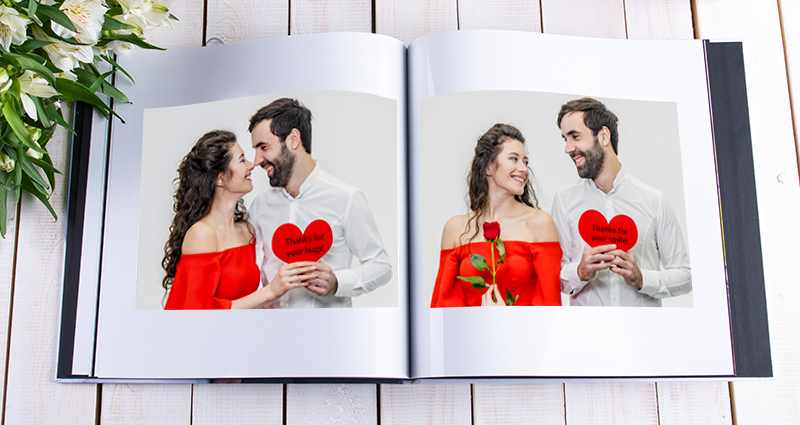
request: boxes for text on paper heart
[578,210,638,252]
[271,219,333,263]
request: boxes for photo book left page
[79,33,408,379]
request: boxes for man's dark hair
[557,97,619,154]
[248,98,313,154]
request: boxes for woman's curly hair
[161,130,247,292]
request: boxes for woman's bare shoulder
[441,214,470,250]
[523,207,559,243]
[182,221,219,254]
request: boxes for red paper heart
[271,220,333,263]
[578,210,638,252]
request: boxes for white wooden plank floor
[3,0,798,423]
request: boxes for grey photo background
[136,90,399,309]
[419,91,693,307]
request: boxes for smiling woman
[430,123,563,307]
[162,130,315,310]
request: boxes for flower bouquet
[0,0,176,237]
[456,221,519,306]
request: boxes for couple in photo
[162,98,392,310]
[431,97,693,308]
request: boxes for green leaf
[0,125,14,147]
[55,77,116,120]
[17,150,50,192]
[46,103,73,132]
[11,149,21,201]
[72,67,99,89]
[505,289,514,306]
[169,13,179,21]
[13,174,21,201]
[88,70,115,93]
[37,125,55,148]
[28,156,62,176]
[496,238,506,264]
[6,132,23,149]
[456,275,488,287]
[36,4,77,33]
[41,101,72,133]
[26,0,38,18]
[85,61,103,77]
[100,80,129,103]
[99,54,134,83]
[0,175,14,191]
[2,52,57,86]
[98,33,165,50]
[102,15,136,31]
[16,39,54,52]
[40,153,56,189]
[0,186,6,238]
[20,175,56,220]
[469,253,488,271]
[3,103,37,152]
[32,96,51,128]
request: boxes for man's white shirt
[551,168,692,306]
[249,165,392,308]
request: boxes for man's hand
[608,249,643,290]
[577,244,617,281]
[305,262,338,297]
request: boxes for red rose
[483,221,501,241]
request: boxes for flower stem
[490,240,496,286]
[490,240,497,302]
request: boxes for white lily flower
[113,10,145,36]
[140,0,172,28]
[95,10,146,56]
[32,26,93,72]
[113,0,142,14]
[0,152,14,173]
[26,145,43,160]
[51,0,107,44]
[55,69,78,81]
[24,124,44,160]
[120,0,170,29]
[19,71,58,98]
[0,6,31,52]
[18,70,59,121]
[100,39,136,56]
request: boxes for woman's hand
[480,284,506,306]
[266,262,317,299]
[231,262,316,309]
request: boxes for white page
[94,33,408,379]
[408,30,732,378]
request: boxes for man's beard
[574,135,605,180]
[266,141,295,188]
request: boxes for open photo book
[57,30,771,381]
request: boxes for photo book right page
[408,30,732,379]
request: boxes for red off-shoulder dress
[164,241,260,310]
[430,241,562,307]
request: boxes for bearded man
[550,97,692,307]
[248,98,391,308]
